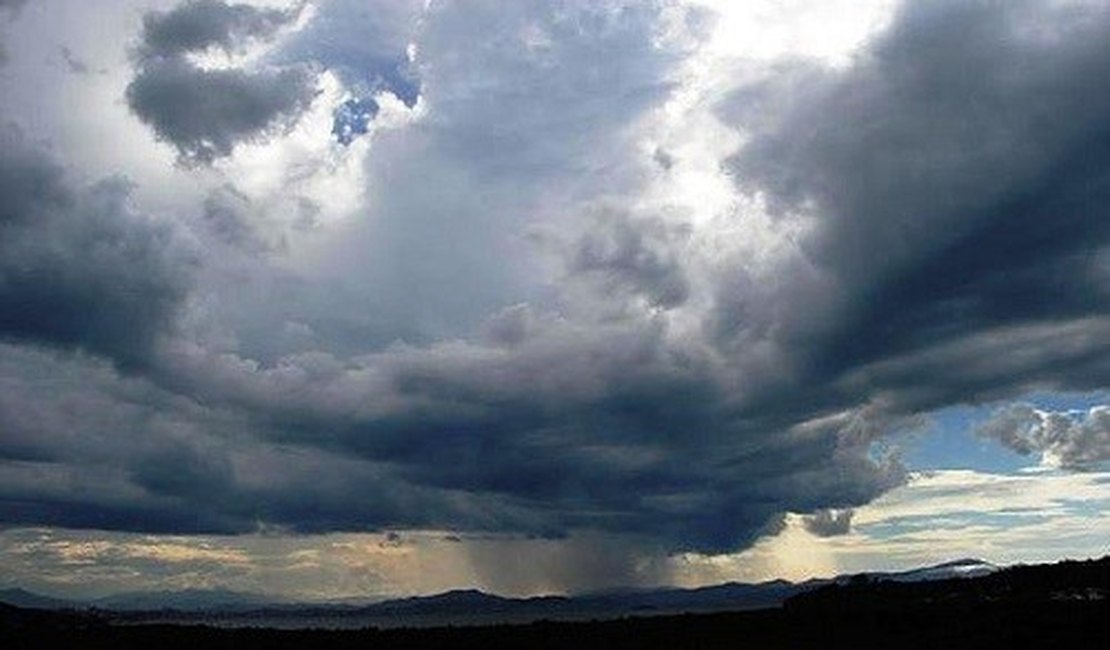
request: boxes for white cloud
[692,0,896,64]
[675,468,1110,585]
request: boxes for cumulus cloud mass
[0,0,1108,597]
[127,0,317,163]
[978,404,1110,471]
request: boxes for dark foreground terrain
[3,556,1106,649]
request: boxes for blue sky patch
[332,97,379,145]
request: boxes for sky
[0,0,1108,601]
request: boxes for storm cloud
[0,126,192,368]
[721,0,1110,415]
[1,0,1109,573]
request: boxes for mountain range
[4,557,1105,649]
[0,558,1001,627]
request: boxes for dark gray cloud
[127,0,316,164]
[0,126,193,368]
[199,183,272,252]
[569,212,691,309]
[721,0,1110,414]
[802,509,854,537]
[0,343,555,537]
[978,404,1110,471]
[139,0,301,59]
[144,306,904,553]
[127,59,316,165]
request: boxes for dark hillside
[2,556,1106,649]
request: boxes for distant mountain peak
[930,558,995,569]
[413,588,499,601]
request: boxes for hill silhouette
[1,556,1106,649]
[0,556,1002,626]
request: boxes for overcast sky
[0,0,1108,600]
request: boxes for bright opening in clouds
[0,0,1108,601]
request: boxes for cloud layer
[0,0,1108,577]
[3,467,1106,599]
